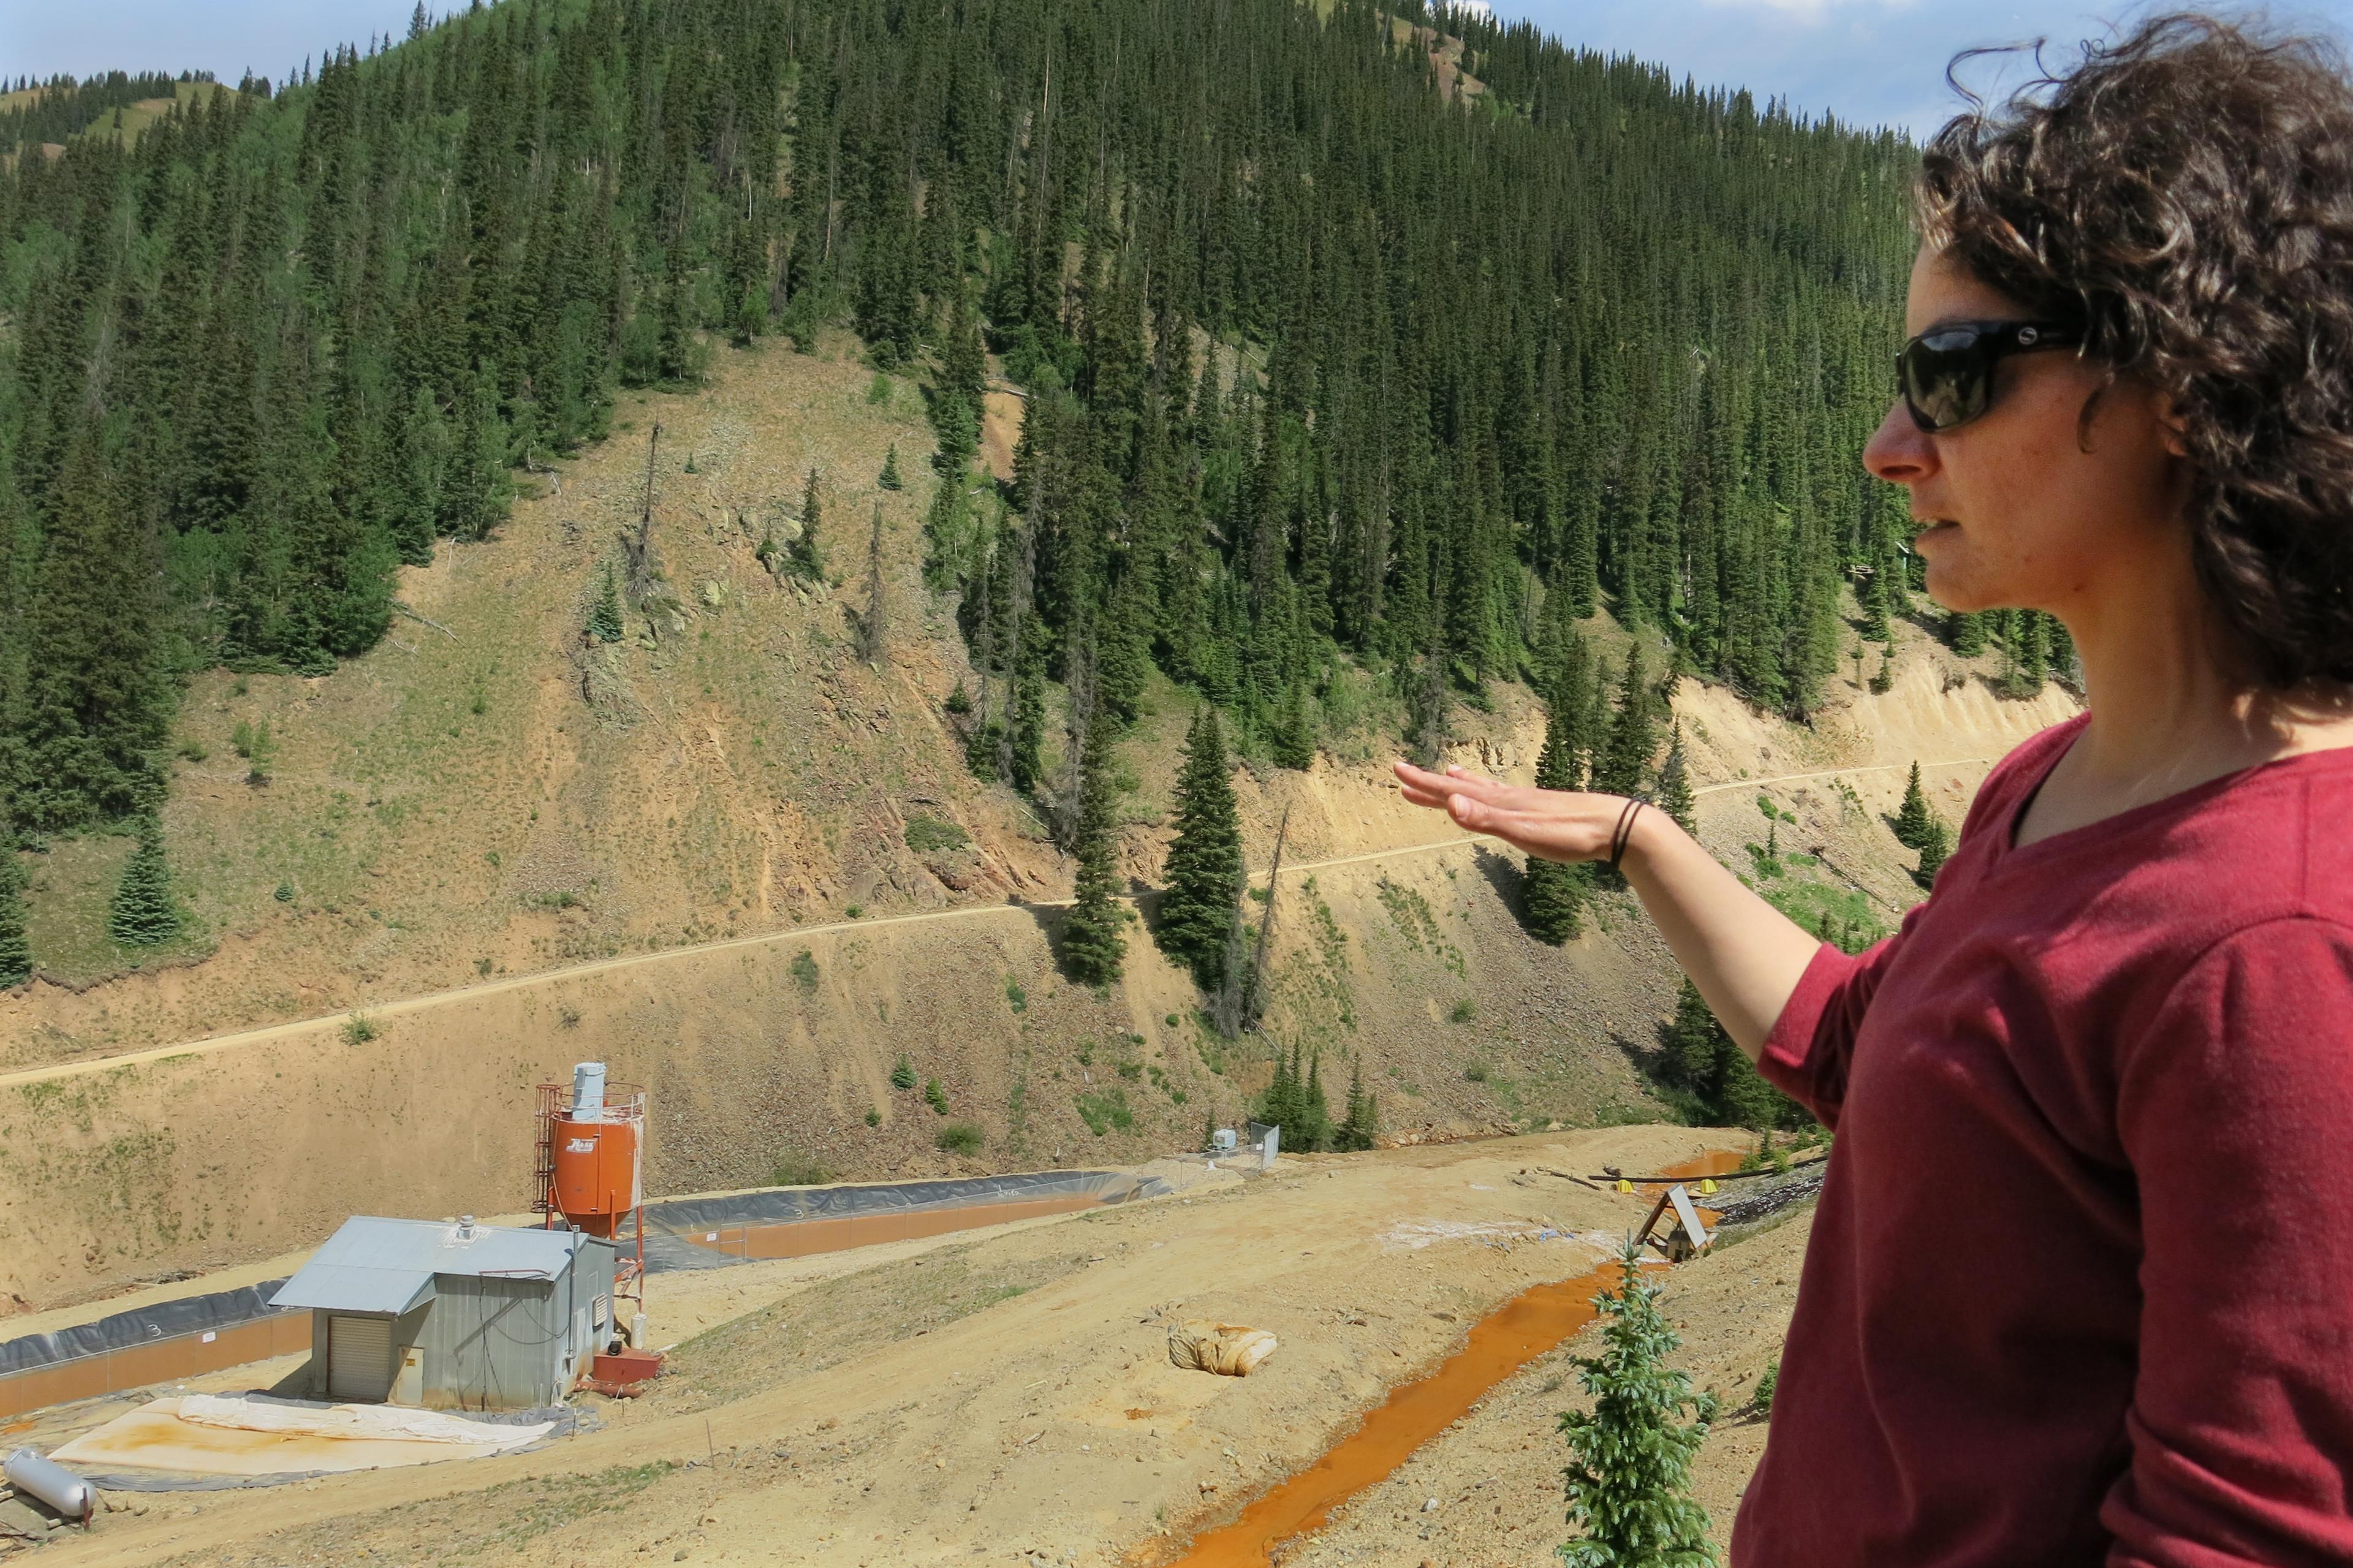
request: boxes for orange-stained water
[1143,1145,1743,1568]
[1151,1261,1627,1568]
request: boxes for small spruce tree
[878,443,903,490]
[1655,722,1697,835]
[860,503,888,663]
[588,565,624,643]
[1334,1057,1377,1151]
[791,466,826,580]
[1155,708,1245,989]
[1592,644,1658,799]
[1059,717,1127,985]
[1523,654,1592,945]
[108,816,184,947]
[1558,1240,1721,1568]
[0,843,31,987]
[1893,762,1931,850]
[1914,814,1953,889]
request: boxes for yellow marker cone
[1699,1179,1719,1195]
[1614,1179,1635,1194]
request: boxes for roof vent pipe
[571,1061,607,1119]
[457,1215,476,1240]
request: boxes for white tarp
[177,1395,553,1450]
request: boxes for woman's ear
[2155,391,2191,458]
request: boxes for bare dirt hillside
[0,331,2076,1315]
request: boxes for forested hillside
[0,0,2066,983]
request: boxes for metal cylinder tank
[6,1449,94,1523]
[550,1111,641,1237]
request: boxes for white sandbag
[1167,1319,1279,1377]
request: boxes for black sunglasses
[1896,319,2084,432]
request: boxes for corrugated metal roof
[270,1263,438,1316]
[270,1218,604,1315]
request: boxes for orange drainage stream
[1143,1149,1741,1568]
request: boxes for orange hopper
[534,1063,660,1393]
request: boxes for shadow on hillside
[1470,844,1523,918]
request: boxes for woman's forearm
[1617,806,1826,1061]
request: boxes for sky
[6,0,2353,140]
[1487,0,2353,140]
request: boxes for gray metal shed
[271,1217,617,1411]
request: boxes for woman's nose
[1863,400,1938,486]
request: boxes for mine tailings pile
[1145,1151,1743,1567]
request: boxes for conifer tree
[1301,1048,1332,1151]
[1893,762,1931,850]
[0,844,30,987]
[792,467,826,581]
[1059,716,1126,985]
[1558,1240,1719,1568]
[1155,708,1245,990]
[1914,815,1953,890]
[18,423,169,831]
[107,815,183,947]
[1267,678,1316,770]
[1335,1056,1377,1151]
[1658,978,1722,1105]
[1656,722,1697,835]
[1593,645,1658,800]
[860,503,888,664]
[878,444,903,491]
[588,565,624,643]
[1522,651,1591,945]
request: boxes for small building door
[328,1314,395,1401]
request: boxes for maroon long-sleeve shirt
[1734,713,2353,1567]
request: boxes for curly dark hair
[1917,12,2353,690]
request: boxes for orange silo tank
[549,1063,645,1237]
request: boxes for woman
[1396,16,2353,1566]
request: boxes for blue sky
[6,1,2353,139]
[1488,0,2353,140]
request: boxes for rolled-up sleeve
[1755,922,1912,1129]
[2104,917,2353,1566]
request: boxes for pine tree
[1593,645,1658,800]
[18,422,169,831]
[1914,814,1953,890]
[860,503,888,664]
[0,844,31,987]
[878,444,903,491]
[107,815,183,947]
[588,565,624,643]
[1894,762,1931,850]
[1658,978,1722,1105]
[792,466,826,581]
[1523,636,1592,945]
[1155,708,1245,990]
[1558,1240,1719,1568]
[1267,677,1316,770]
[1300,1049,1332,1151]
[1059,716,1127,985]
[1334,1057,1377,1151]
[1655,722,1697,835]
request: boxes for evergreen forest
[0,0,2063,864]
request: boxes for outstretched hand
[1392,759,1621,865]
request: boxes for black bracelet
[1607,798,1645,871]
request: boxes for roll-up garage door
[327,1314,394,1401]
